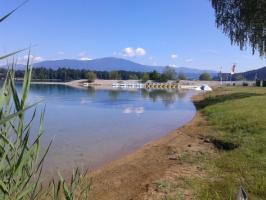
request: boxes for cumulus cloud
[23,55,43,63]
[123,47,136,57]
[171,54,178,59]
[122,47,146,57]
[169,64,177,67]
[135,48,146,56]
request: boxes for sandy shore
[86,94,214,200]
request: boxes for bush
[199,73,212,81]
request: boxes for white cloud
[34,56,43,62]
[23,55,34,60]
[169,64,177,67]
[123,47,136,57]
[185,58,193,63]
[80,57,92,61]
[171,54,178,59]
[23,55,43,63]
[135,48,146,56]
[122,47,146,57]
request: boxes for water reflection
[123,106,145,115]
[85,87,190,107]
[23,84,196,176]
[86,86,96,97]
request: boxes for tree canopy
[199,73,212,81]
[211,0,266,56]
[177,72,187,80]
[86,71,97,82]
[162,66,177,80]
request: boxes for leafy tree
[162,66,177,80]
[149,70,161,81]
[199,72,212,80]
[109,71,121,80]
[142,72,150,82]
[86,71,97,82]
[177,72,187,80]
[211,0,266,56]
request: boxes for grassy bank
[195,87,266,199]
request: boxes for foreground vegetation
[196,87,266,199]
[0,63,90,200]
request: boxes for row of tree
[0,67,213,82]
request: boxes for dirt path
[88,95,214,199]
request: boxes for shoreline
[29,79,223,89]
[86,93,214,200]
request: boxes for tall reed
[0,3,90,200]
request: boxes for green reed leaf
[0,0,28,23]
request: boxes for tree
[149,70,161,81]
[211,0,266,56]
[86,71,97,82]
[162,66,177,80]
[142,72,150,82]
[199,73,212,81]
[177,72,187,80]
[109,71,121,80]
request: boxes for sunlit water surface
[20,84,196,177]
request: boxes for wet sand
[86,94,214,200]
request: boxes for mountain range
[3,57,266,80]
[30,57,217,79]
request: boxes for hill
[32,57,216,79]
[220,66,266,81]
[237,66,266,80]
[1,57,217,79]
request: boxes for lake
[23,84,196,177]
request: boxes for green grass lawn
[197,87,266,200]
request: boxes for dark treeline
[0,66,184,82]
[0,67,144,81]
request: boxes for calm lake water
[22,84,196,177]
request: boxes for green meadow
[197,87,266,199]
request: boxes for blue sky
[1,0,265,72]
